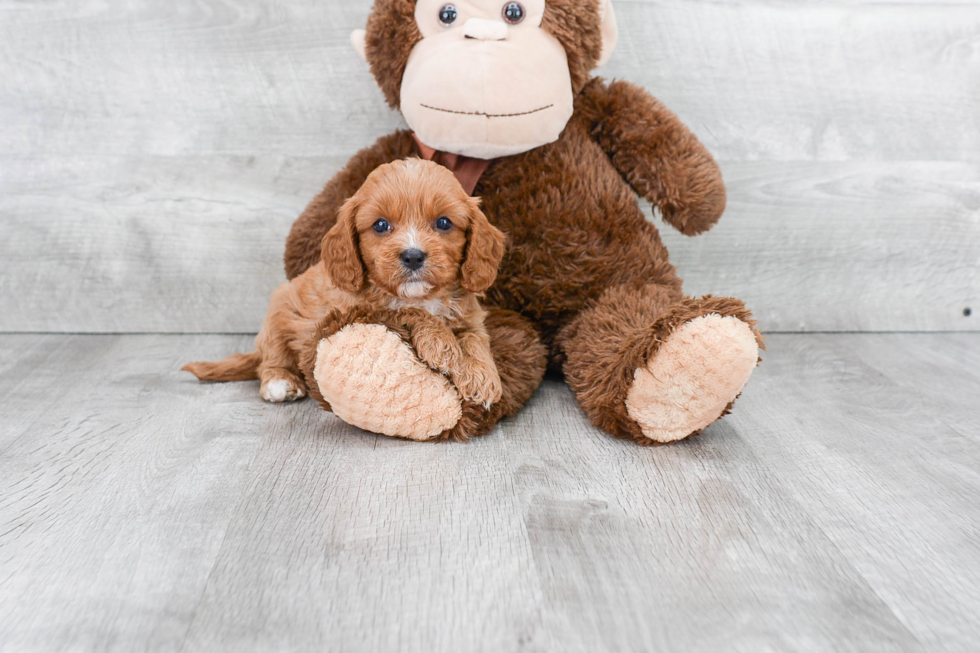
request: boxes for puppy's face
[322,159,505,298]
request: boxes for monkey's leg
[299,307,546,442]
[559,284,763,445]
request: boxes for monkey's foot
[311,324,462,441]
[625,313,760,444]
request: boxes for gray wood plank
[6,333,980,651]
[848,333,980,440]
[180,380,923,653]
[2,0,978,334]
[0,334,265,652]
[729,333,980,653]
[0,1,976,162]
[1,156,976,333]
[607,1,980,162]
[658,161,980,333]
[0,155,315,334]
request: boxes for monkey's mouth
[420,103,554,118]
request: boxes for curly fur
[187,160,506,415]
[561,293,764,444]
[299,306,546,441]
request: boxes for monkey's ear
[350,29,368,63]
[321,198,366,293]
[597,0,618,67]
[461,200,506,294]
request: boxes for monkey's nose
[462,18,508,41]
[400,249,427,271]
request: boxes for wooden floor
[2,1,977,650]
[1,332,977,652]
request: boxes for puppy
[183,158,506,407]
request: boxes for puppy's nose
[400,249,427,271]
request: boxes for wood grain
[0,335,266,652]
[728,333,980,652]
[2,2,976,649]
[658,161,980,333]
[1,333,978,651]
[1,0,977,333]
[607,1,980,162]
[1,156,976,333]
[1,0,976,161]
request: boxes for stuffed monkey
[287,0,763,443]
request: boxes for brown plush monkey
[287,0,764,444]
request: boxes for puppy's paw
[452,365,503,407]
[260,371,306,403]
[413,335,463,377]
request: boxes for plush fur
[311,322,464,440]
[185,159,506,411]
[283,0,763,445]
[297,305,546,442]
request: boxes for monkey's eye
[372,219,391,234]
[435,216,454,231]
[438,4,458,26]
[502,2,525,24]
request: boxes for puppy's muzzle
[400,248,427,272]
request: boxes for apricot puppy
[183,159,506,408]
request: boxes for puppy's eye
[502,2,525,24]
[372,219,391,234]
[438,4,458,26]
[435,216,453,231]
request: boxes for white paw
[261,378,305,403]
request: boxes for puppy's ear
[461,199,505,293]
[321,197,366,292]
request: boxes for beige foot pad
[625,314,759,443]
[313,324,462,440]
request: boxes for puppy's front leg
[402,309,501,407]
[451,330,502,408]
[404,311,465,378]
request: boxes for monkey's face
[402,0,571,159]
[354,0,618,160]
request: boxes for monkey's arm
[578,78,726,236]
[284,129,418,279]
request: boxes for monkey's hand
[579,78,727,237]
[299,306,464,441]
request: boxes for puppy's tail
[182,351,261,382]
